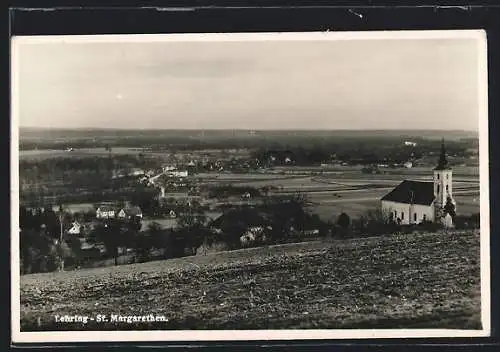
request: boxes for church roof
[381,180,435,206]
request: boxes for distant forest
[19,128,478,152]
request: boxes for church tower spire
[434,138,450,171]
[433,138,455,220]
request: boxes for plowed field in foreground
[20,230,481,331]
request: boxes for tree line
[19,194,480,275]
[20,133,477,153]
[20,155,161,182]
[250,140,473,167]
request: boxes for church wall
[412,203,436,223]
[433,169,453,206]
[381,200,435,225]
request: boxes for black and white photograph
[11,30,490,343]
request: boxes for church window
[401,212,404,220]
[423,214,427,221]
[446,185,449,192]
[437,174,440,180]
[437,185,440,194]
[414,213,417,222]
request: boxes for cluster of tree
[443,196,457,218]
[22,189,141,210]
[333,204,478,239]
[86,217,143,265]
[251,147,330,167]
[261,195,327,238]
[19,205,146,274]
[20,155,159,181]
[204,194,328,249]
[128,187,161,215]
[249,139,472,167]
[20,206,81,274]
[130,195,327,261]
[20,155,162,207]
[81,194,327,266]
[126,187,207,218]
[177,157,257,175]
[19,193,479,275]
[108,208,212,263]
[20,228,67,274]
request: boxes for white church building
[381,140,456,225]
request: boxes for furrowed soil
[20,230,481,331]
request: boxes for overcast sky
[14,34,482,130]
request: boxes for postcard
[11,30,490,343]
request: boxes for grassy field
[270,165,479,178]
[19,148,175,161]
[20,230,481,331]
[234,172,480,222]
[140,212,223,231]
[307,191,479,222]
[19,148,252,161]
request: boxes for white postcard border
[11,29,490,344]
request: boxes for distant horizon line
[19,126,479,133]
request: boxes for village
[18,136,480,272]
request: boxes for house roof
[97,206,115,212]
[64,222,80,232]
[381,180,435,206]
[122,206,142,216]
[209,208,271,229]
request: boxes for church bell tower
[433,139,455,219]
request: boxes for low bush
[196,242,229,256]
[454,213,480,230]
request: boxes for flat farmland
[375,166,479,178]
[454,195,482,216]
[19,148,171,161]
[141,212,223,231]
[234,176,361,190]
[271,165,479,178]
[194,173,303,184]
[306,188,479,222]
[52,203,95,214]
[19,148,253,161]
[19,230,481,331]
[206,171,479,221]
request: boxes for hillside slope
[20,230,481,331]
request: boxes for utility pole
[409,190,414,225]
[59,204,64,271]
